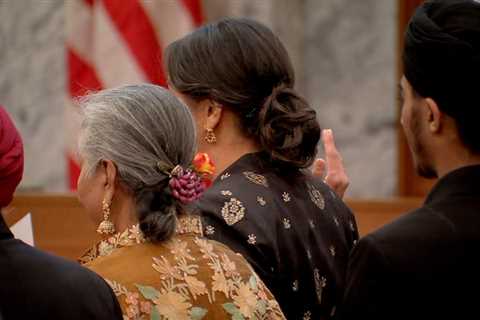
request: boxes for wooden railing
[2,193,423,260]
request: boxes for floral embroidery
[329,245,336,257]
[79,224,146,264]
[282,192,291,202]
[303,310,312,320]
[282,218,291,229]
[232,282,258,317]
[247,234,257,245]
[292,280,299,292]
[205,225,215,236]
[221,190,233,196]
[309,219,315,229]
[220,172,231,180]
[155,291,192,319]
[80,217,204,264]
[139,301,152,314]
[349,220,355,232]
[307,184,325,210]
[330,305,337,317]
[104,235,284,320]
[313,269,327,304]
[256,196,266,206]
[333,216,340,227]
[243,171,269,187]
[176,215,203,236]
[221,198,246,226]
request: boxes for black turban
[403,0,480,121]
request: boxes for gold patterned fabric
[80,216,285,320]
[192,152,359,319]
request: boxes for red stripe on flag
[83,0,95,7]
[180,0,203,26]
[102,0,166,86]
[67,48,103,97]
[67,48,102,190]
[68,154,81,190]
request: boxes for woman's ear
[205,100,223,131]
[101,160,118,202]
[425,98,442,133]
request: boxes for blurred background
[0,0,409,198]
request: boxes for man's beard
[410,119,437,179]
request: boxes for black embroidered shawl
[192,152,359,319]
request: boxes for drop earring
[96,199,115,235]
[204,128,217,144]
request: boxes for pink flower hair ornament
[157,153,215,204]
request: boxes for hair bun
[258,85,321,169]
[136,182,178,242]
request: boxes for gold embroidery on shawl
[80,216,202,264]
[221,190,233,196]
[349,220,355,232]
[243,171,269,187]
[79,224,146,264]
[256,196,266,206]
[307,184,325,210]
[282,218,291,229]
[282,192,291,202]
[330,305,337,317]
[176,215,203,236]
[329,245,336,257]
[220,172,230,180]
[205,225,215,236]
[303,311,312,320]
[333,216,340,227]
[101,236,284,320]
[313,269,327,304]
[220,172,231,180]
[292,280,299,292]
[221,198,246,226]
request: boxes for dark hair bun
[258,85,321,169]
[166,18,322,168]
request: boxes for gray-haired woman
[76,84,285,319]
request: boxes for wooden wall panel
[3,194,99,260]
[2,194,422,260]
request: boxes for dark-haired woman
[77,84,285,319]
[165,18,359,319]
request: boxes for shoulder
[0,239,121,318]
[366,205,454,249]
[351,205,456,272]
[3,238,108,286]
[193,168,274,230]
[87,236,286,319]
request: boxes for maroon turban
[0,106,23,207]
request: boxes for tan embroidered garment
[80,216,285,320]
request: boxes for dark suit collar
[0,214,13,240]
[425,164,480,205]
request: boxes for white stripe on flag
[93,2,147,88]
[65,0,94,65]
[141,0,196,49]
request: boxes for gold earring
[97,199,115,235]
[204,128,217,144]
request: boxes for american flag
[65,0,202,190]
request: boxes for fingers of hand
[312,158,326,178]
[322,129,344,171]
